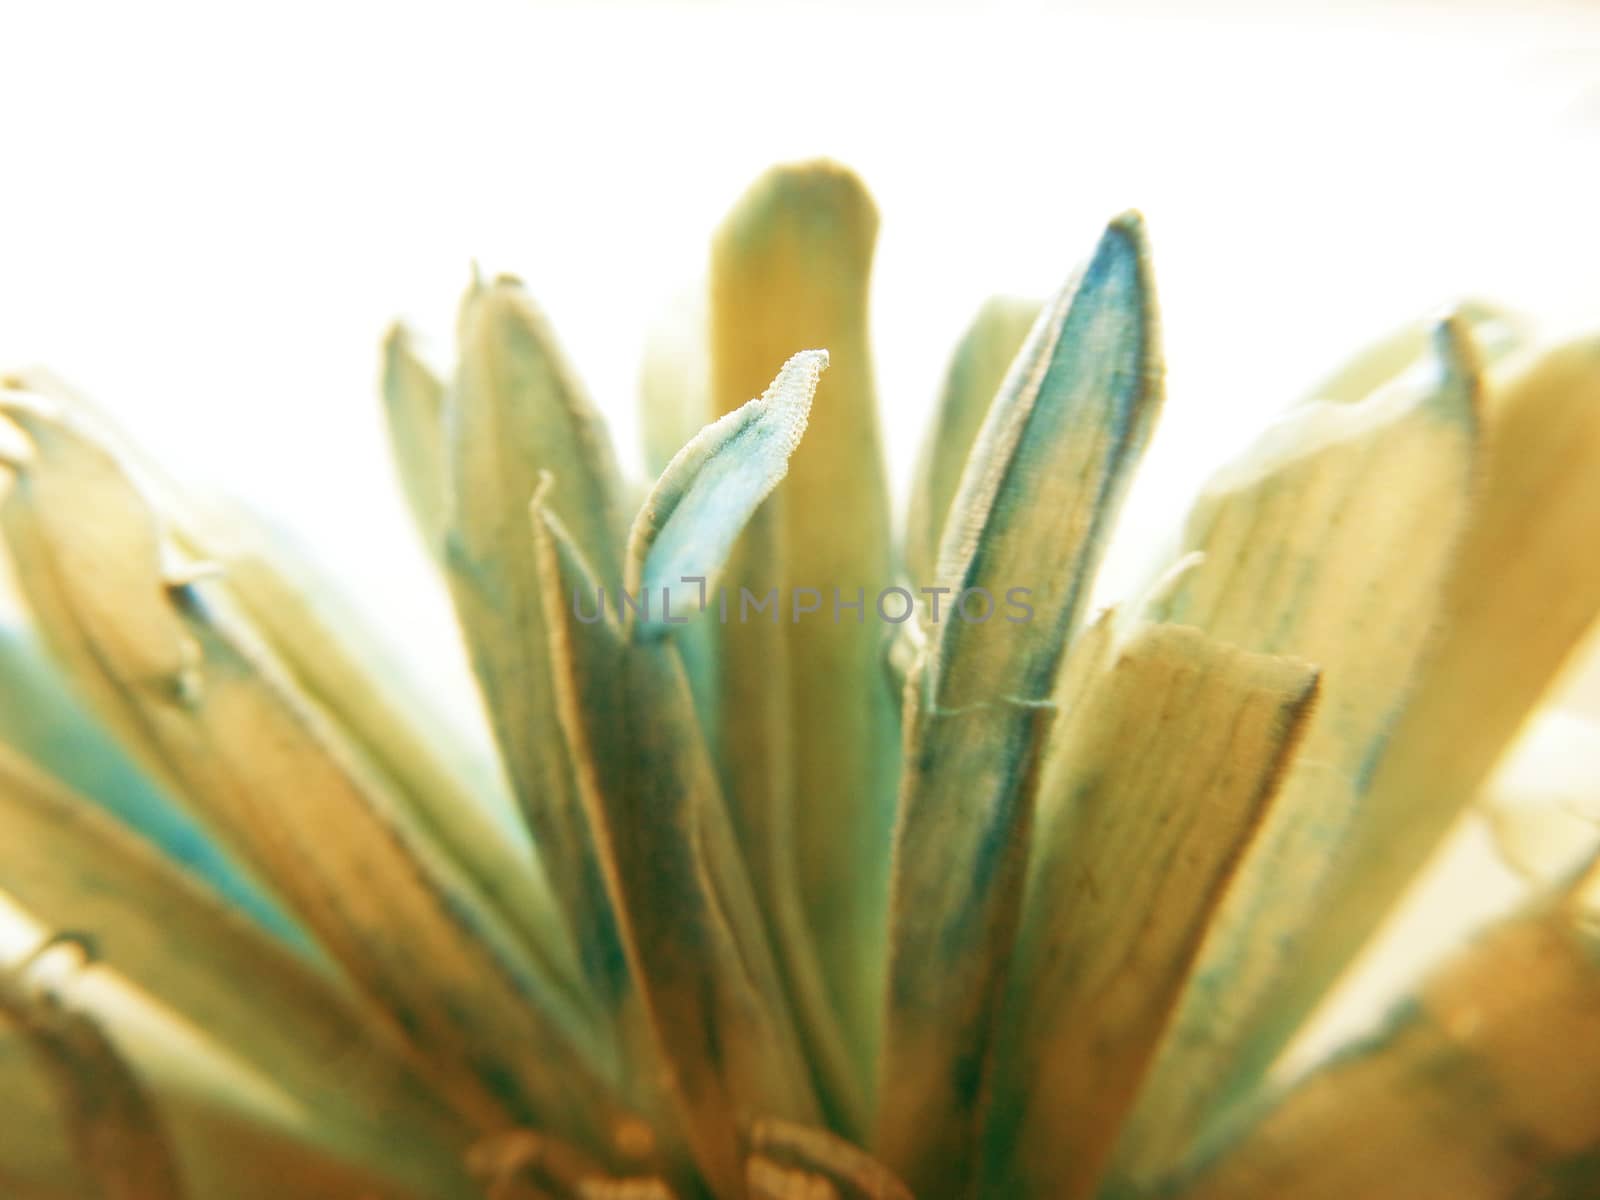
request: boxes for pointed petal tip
[1426,311,1485,427]
[1095,210,1153,277]
[382,320,412,353]
[456,262,529,313]
[767,347,830,391]
[1108,208,1148,242]
[1434,309,1484,370]
[456,268,546,340]
[1070,213,1156,329]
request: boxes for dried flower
[1,160,1599,1199]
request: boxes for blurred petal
[639,287,711,479]
[1479,711,1600,887]
[381,323,450,555]
[709,161,896,1126]
[182,505,584,1009]
[0,402,620,1145]
[0,969,470,1200]
[905,297,1043,588]
[0,628,299,942]
[1298,300,1524,407]
[0,937,185,1199]
[1158,881,1600,1200]
[0,742,470,1185]
[1293,335,1600,1025]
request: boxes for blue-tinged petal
[876,213,1163,1198]
[0,628,304,944]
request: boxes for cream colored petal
[445,275,632,1028]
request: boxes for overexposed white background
[5,1,1598,609]
[3,0,1600,1067]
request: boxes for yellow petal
[535,489,820,1197]
[0,938,185,1199]
[709,160,897,1125]
[988,623,1318,1198]
[0,743,470,1187]
[1111,318,1481,1179]
[183,506,585,1012]
[1162,889,1600,1200]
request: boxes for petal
[876,213,1162,1197]
[639,286,712,479]
[0,404,621,1146]
[443,275,632,1025]
[628,349,826,619]
[381,323,450,556]
[987,624,1317,1198]
[181,504,584,1011]
[0,743,469,1183]
[905,296,1043,589]
[0,627,298,942]
[536,487,820,1196]
[708,161,898,1127]
[0,938,185,1200]
[1110,318,1481,1181]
